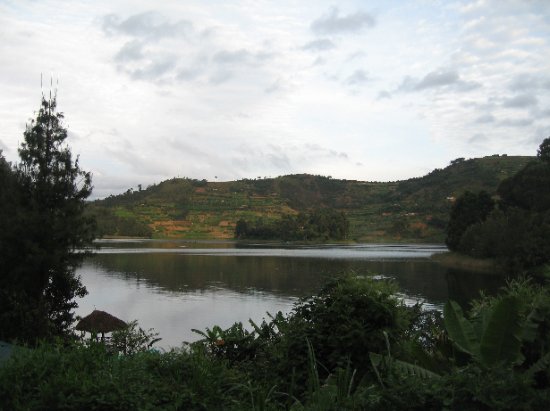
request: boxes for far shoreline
[431,251,500,274]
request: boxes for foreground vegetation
[1,275,549,410]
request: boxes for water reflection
[76,241,507,349]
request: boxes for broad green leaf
[392,358,441,380]
[479,296,523,367]
[444,300,479,357]
[368,352,440,380]
[472,306,490,340]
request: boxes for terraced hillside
[87,155,533,242]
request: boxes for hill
[87,155,533,242]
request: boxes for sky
[0,0,549,199]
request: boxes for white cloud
[0,0,548,198]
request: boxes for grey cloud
[104,12,194,82]
[311,8,375,34]
[312,56,326,66]
[346,69,368,85]
[176,67,202,81]
[231,144,292,171]
[399,69,481,92]
[267,152,291,169]
[265,79,282,94]
[167,138,211,160]
[103,11,192,41]
[377,90,391,99]
[209,70,233,85]
[469,133,488,144]
[509,73,550,91]
[213,49,251,64]
[128,56,177,81]
[304,143,349,160]
[503,94,538,108]
[475,113,495,123]
[334,150,348,159]
[415,70,459,90]
[114,40,144,63]
[499,118,534,127]
[212,49,272,65]
[347,51,367,61]
[302,38,336,51]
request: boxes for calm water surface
[76,240,506,349]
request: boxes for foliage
[191,275,412,400]
[2,276,550,410]
[88,206,153,238]
[235,208,349,241]
[445,190,494,251]
[459,208,550,269]
[109,320,162,355]
[538,136,550,163]
[444,297,524,367]
[0,342,244,410]
[0,94,95,343]
[470,278,550,378]
[498,160,550,212]
[279,276,409,377]
[368,279,550,410]
[445,138,550,270]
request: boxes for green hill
[87,155,533,242]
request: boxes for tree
[537,137,550,163]
[234,218,249,239]
[0,92,95,342]
[445,191,494,251]
[498,138,550,213]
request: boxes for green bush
[0,342,243,410]
[3,277,550,410]
[192,275,412,399]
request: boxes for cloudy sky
[1,0,549,198]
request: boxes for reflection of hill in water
[85,251,507,307]
[87,253,344,297]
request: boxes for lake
[75,240,506,349]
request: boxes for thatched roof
[75,310,127,333]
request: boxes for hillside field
[88,155,533,242]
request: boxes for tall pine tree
[0,91,95,342]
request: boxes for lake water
[75,240,506,349]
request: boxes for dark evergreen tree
[445,191,494,251]
[537,136,550,163]
[0,93,95,342]
[498,138,550,213]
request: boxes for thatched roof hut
[76,310,127,339]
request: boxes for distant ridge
[88,155,533,242]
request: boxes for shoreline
[431,251,500,274]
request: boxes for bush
[0,342,243,410]
[192,275,412,399]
